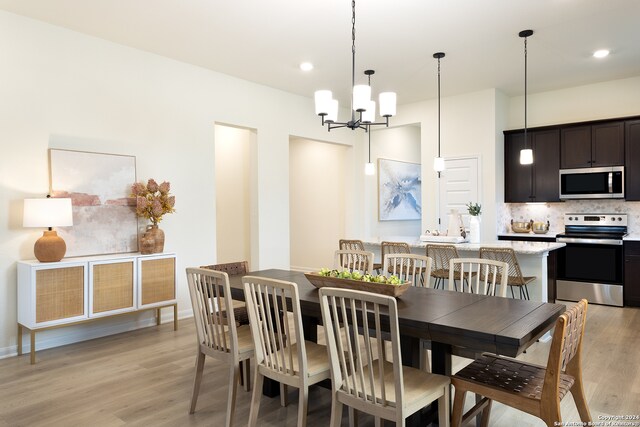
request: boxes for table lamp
[23,197,73,262]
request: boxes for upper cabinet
[505,129,560,203]
[626,119,640,201]
[560,122,624,169]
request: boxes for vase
[145,224,165,253]
[139,232,155,254]
[469,216,481,244]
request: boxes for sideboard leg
[30,330,36,365]
[156,308,161,326]
[173,304,178,331]
[17,324,23,356]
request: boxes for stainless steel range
[556,213,627,307]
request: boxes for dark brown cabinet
[624,241,640,307]
[560,122,624,169]
[504,129,560,203]
[625,120,640,201]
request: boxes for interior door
[438,157,479,233]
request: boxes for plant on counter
[317,268,403,285]
[466,202,482,216]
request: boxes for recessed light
[299,62,313,71]
[593,49,609,58]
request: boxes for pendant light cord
[437,56,441,158]
[350,0,356,122]
[524,35,528,149]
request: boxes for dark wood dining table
[228,269,565,426]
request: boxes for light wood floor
[1,302,638,426]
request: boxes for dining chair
[200,261,250,325]
[319,287,451,427]
[451,299,591,427]
[339,239,382,273]
[448,258,509,297]
[426,244,462,289]
[185,267,254,427]
[333,249,375,275]
[383,253,433,287]
[381,241,411,271]
[243,276,331,427]
[479,247,535,299]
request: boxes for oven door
[556,238,623,306]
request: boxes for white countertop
[625,234,640,241]
[498,231,561,238]
[362,236,565,255]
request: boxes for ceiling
[1,0,639,106]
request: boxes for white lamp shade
[326,99,339,122]
[364,162,376,175]
[433,157,445,172]
[314,90,332,115]
[23,198,73,228]
[361,100,376,123]
[520,148,534,165]
[379,92,397,117]
[352,85,371,112]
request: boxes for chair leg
[524,285,530,300]
[480,398,492,427]
[438,386,450,427]
[298,385,309,427]
[510,285,515,298]
[374,416,383,427]
[189,351,206,414]
[329,396,344,427]
[451,388,467,427]
[280,383,288,407]
[248,370,264,427]
[242,359,251,392]
[570,378,592,423]
[348,407,358,427]
[225,363,241,427]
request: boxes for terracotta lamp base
[34,230,67,262]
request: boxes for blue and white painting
[378,158,422,221]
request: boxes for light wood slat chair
[243,276,331,427]
[426,244,463,289]
[381,241,411,272]
[339,239,382,273]
[333,249,375,275]
[319,287,450,427]
[383,253,433,288]
[448,258,509,297]
[451,299,591,427]
[185,267,254,427]
[479,247,536,299]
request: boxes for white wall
[0,11,356,357]
[214,124,253,266]
[289,138,350,271]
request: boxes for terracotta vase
[145,224,165,253]
[139,232,155,254]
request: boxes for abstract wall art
[378,158,422,221]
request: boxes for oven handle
[609,172,613,193]
[557,237,623,246]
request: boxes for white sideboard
[17,252,177,364]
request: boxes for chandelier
[314,0,396,132]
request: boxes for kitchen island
[362,237,565,303]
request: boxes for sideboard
[17,252,177,364]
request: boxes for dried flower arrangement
[131,179,176,225]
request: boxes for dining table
[227,269,565,426]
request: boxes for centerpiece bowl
[304,272,411,298]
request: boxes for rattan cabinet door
[89,259,136,316]
[138,255,176,308]
[35,265,86,324]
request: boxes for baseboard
[0,307,194,360]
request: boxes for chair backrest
[186,267,240,357]
[426,244,460,272]
[543,299,588,400]
[339,239,365,251]
[243,276,306,377]
[479,247,527,285]
[448,258,509,297]
[333,249,375,275]
[200,260,249,276]
[383,253,433,287]
[319,287,404,410]
[381,241,411,258]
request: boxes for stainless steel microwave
[559,166,624,199]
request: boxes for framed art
[49,149,138,256]
[378,158,422,221]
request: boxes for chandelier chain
[437,56,441,158]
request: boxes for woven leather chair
[451,299,591,427]
[319,287,450,427]
[381,241,411,272]
[479,247,535,299]
[339,239,382,273]
[200,261,250,325]
[186,268,254,426]
[426,244,463,289]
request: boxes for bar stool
[339,239,382,273]
[426,244,462,289]
[479,247,535,299]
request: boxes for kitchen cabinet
[624,241,640,307]
[560,122,624,169]
[504,129,560,202]
[625,119,640,201]
[17,253,177,363]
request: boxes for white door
[438,157,480,233]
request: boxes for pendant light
[519,30,534,165]
[433,52,445,173]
